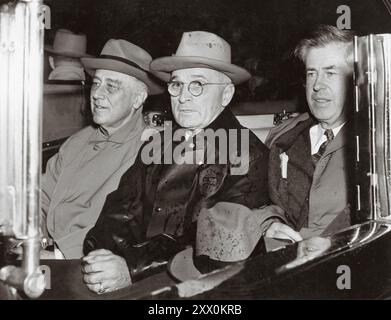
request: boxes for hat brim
[151,56,251,85]
[168,247,203,282]
[168,247,240,282]
[81,57,165,95]
[45,45,93,58]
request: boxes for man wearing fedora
[40,39,163,259]
[82,31,269,294]
[45,29,91,81]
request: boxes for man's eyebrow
[190,74,208,80]
[306,64,338,71]
[323,65,338,70]
[170,74,208,81]
[106,78,121,85]
[306,65,338,72]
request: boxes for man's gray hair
[294,25,355,64]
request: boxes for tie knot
[324,129,334,142]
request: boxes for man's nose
[313,74,326,91]
[178,85,192,103]
[92,85,104,100]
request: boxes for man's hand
[265,221,303,243]
[81,249,132,294]
[283,236,332,269]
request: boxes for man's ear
[222,84,235,107]
[132,91,148,110]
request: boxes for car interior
[1,0,391,300]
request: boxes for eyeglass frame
[167,80,231,97]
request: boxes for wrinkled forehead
[171,67,228,82]
[304,42,352,71]
[94,69,138,84]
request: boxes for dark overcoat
[84,108,269,278]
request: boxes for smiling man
[263,25,355,241]
[40,39,163,259]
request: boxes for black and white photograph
[1,0,391,305]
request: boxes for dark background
[43,0,391,59]
[39,0,391,102]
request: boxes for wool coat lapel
[269,117,315,229]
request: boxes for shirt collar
[332,122,345,137]
[310,122,346,155]
[311,122,346,141]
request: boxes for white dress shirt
[310,122,345,155]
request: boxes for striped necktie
[312,128,334,164]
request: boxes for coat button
[156,207,163,213]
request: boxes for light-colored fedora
[150,31,251,85]
[45,29,92,58]
[81,39,164,95]
[168,202,265,282]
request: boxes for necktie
[312,129,334,164]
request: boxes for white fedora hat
[150,31,251,85]
[45,29,92,58]
[168,202,265,282]
[81,39,164,95]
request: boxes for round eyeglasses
[167,80,230,97]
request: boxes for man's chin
[310,102,332,113]
[314,115,346,128]
[92,115,106,126]
[311,109,334,121]
[175,118,200,129]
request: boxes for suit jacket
[84,108,270,276]
[267,113,354,238]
